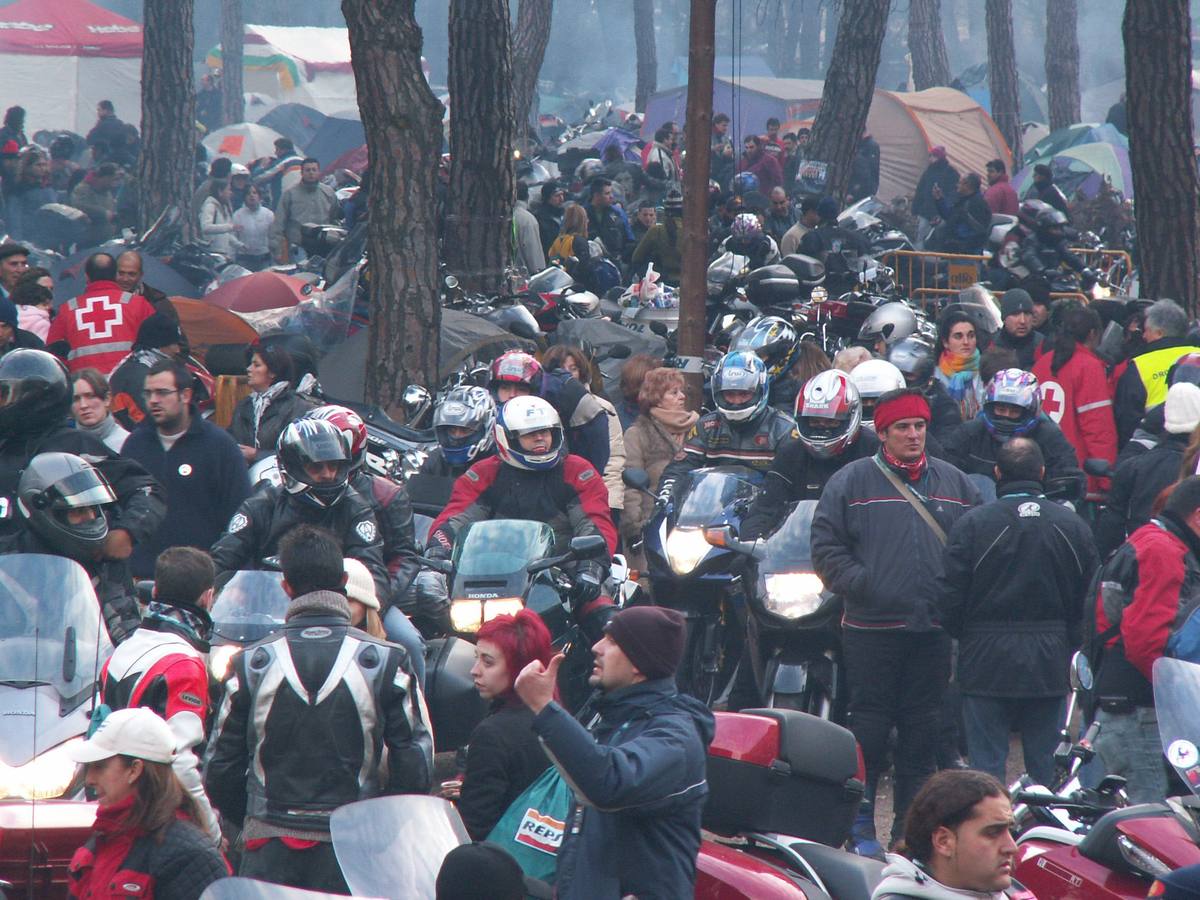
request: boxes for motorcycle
[0,554,113,899]
[206,570,290,689]
[702,501,844,720]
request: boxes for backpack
[547,233,576,262]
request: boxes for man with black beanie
[514,606,716,900]
[992,289,1045,370]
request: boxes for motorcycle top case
[703,708,864,847]
[744,264,801,307]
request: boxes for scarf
[879,446,927,484]
[144,601,211,649]
[93,793,138,837]
[77,415,124,446]
[938,348,982,419]
[285,589,352,622]
[649,406,698,444]
[250,380,289,447]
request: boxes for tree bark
[220,0,244,126]
[342,0,444,408]
[805,0,891,201]
[1123,0,1200,312]
[511,0,553,136]
[634,0,657,111]
[985,0,1022,161]
[138,0,195,232]
[445,0,516,294]
[1044,0,1080,131]
[909,0,951,89]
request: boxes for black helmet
[0,349,70,436]
[887,337,937,388]
[17,452,115,563]
[857,302,918,351]
[1035,206,1068,233]
[277,418,352,509]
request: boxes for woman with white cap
[67,707,229,899]
[344,556,387,639]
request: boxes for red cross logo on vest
[76,295,124,340]
[1040,381,1065,424]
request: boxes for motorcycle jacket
[741,429,879,540]
[943,416,1086,502]
[659,407,797,489]
[205,591,433,834]
[0,420,165,542]
[210,483,388,598]
[351,470,419,608]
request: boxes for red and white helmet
[795,370,863,459]
[306,405,368,471]
[494,396,564,471]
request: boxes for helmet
[849,359,905,420]
[576,159,603,184]
[587,258,621,294]
[1035,206,1069,234]
[494,396,565,471]
[0,349,70,436]
[730,316,800,381]
[433,386,497,467]
[731,172,759,195]
[277,418,353,509]
[730,213,763,241]
[230,163,250,177]
[1017,198,1052,228]
[795,370,862,459]
[1170,352,1200,388]
[17,452,115,564]
[858,302,919,351]
[982,368,1041,439]
[712,351,769,423]
[887,336,937,387]
[489,351,543,399]
[305,405,368,471]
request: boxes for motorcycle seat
[1075,802,1173,872]
[1017,825,1083,847]
[784,839,885,900]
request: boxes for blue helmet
[731,171,759,196]
[712,351,769,424]
[982,368,1040,439]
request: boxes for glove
[570,561,605,611]
[656,479,675,507]
[425,544,451,563]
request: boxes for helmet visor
[49,469,117,509]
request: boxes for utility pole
[678,0,716,407]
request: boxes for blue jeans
[961,694,1064,787]
[384,607,426,689]
[1095,705,1169,804]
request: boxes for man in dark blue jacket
[122,358,250,577]
[514,606,715,900]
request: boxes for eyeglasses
[142,388,180,400]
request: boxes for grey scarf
[250,380,289,447]
[285,589,351,622]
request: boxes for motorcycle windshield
[838,197,884,230]
[453,520,556,577]
[331,795,469,899]
[676,468,759,529]
[200,878,369,900]
[529,266,574,295]
[1153,657,1200,793]
[758,501,818,573]
[210,571,290,644]
[707,252,750,286]
[0,554,110,707]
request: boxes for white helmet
[230,163,250,177]
[494,396,565,471]
[850,359,905,422]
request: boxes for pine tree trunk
[985,0,1022,161]
[342,0,444,408]
[820,1,841,71]
[512,0,553,135]
[909,0,951,89]
[797,0,823,77]
[806,0,891,200]
[781,3,803,76]
[634,0,658,111]
[220,0,244,126]
[1123,0,1200,312]
[138,0,195,231]
[445,0,516,294]
[1044,0,1080,131]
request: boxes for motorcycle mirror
[605,343,632,360]
[1083,458,1112,478]
[444,275,459,290]
[649,321,669,337]
[568,534,607,557]
[622,468,651,492]
[62,625,77,684]
[418,556,453,575]
[1070,652,1094,692]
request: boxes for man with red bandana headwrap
[811,387,981,857]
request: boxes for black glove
[425,544,451,563]
[570,561,605,611]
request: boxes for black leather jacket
[659,407,797,490]
[351,470,419,608]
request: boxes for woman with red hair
[451,609,554,839]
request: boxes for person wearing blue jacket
[514,606,715,900]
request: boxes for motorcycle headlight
[666,528,710,576]
[450,598,525,634]
[210,644,239,682]
[763,573,825,619]
[0,737,84,800]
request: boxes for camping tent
[0,0,142,135]
[643,79,1012,202]
[207,25,357,115]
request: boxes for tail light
[855,741,867,784]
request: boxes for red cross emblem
[76,296,124,340]
[1040,381,1065,424]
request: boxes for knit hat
[0,297,16,330]
[663,189,683,213]
[873,390,932,433]
[1165,382,1200,435]
[604,606,686,680]
[1000,288,1034,318]
[816,196,839,220]
[929,145,947,161]
[435,842,525,900]
[343,558,380,610]
[135,312,183,349]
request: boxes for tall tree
[909,0,951,89]
[634,0,657,110]
[1044,0,1080,131]
[445,0,516,293]
[220,0,244,126]
[511,0,553,136]
[138,0,195,231]
[342,0,444,406]
[1124,0,1200,312]
[805,0,891,201]
[796,0,823,77]
[985,0,1022,161]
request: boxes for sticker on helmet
[355,520,378,543]
[227,513,249,533]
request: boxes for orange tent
[169,298,258,363]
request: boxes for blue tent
[304,111,365,170]
[257,103,327,150]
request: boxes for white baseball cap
[68,707,177,765]
[344,558,380,611]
